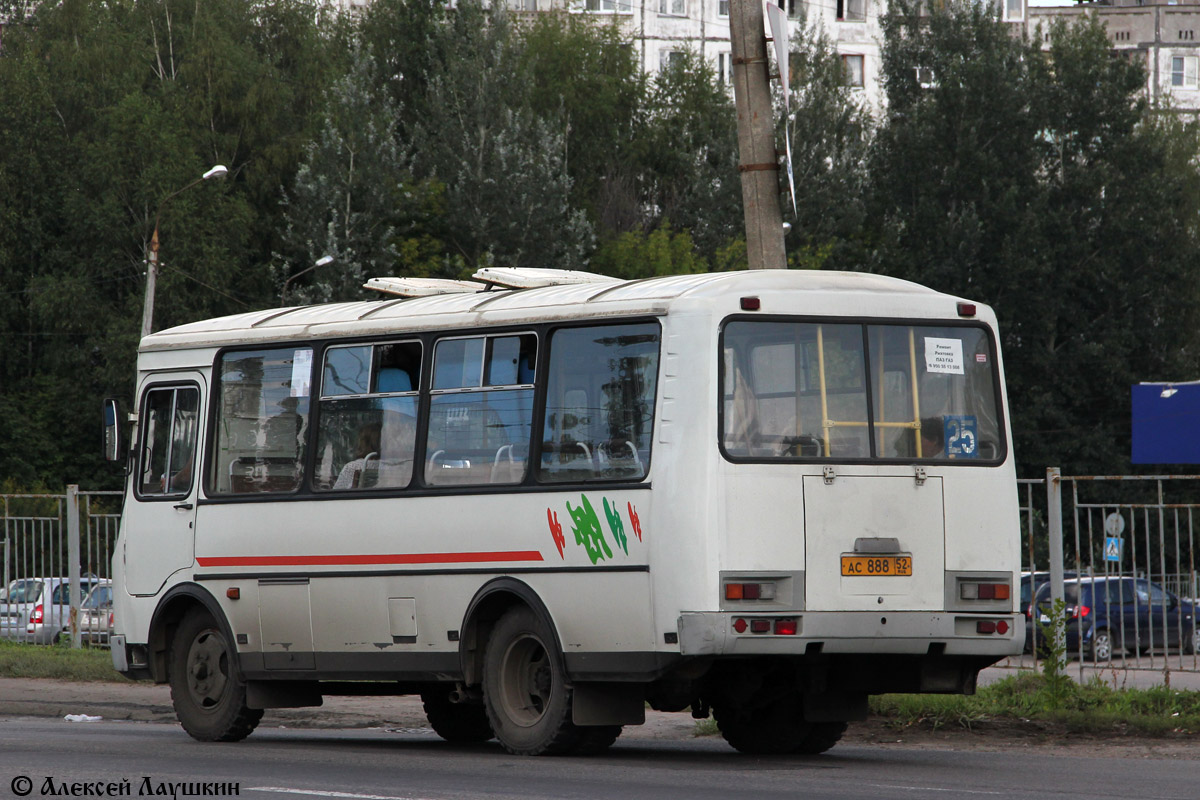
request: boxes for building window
[718,52,734,86]
[660,50,684,72]
[915,66,937,88]
[718,0,729,17]
[837,0,865,21]
[583,0,627,12]
[841,54,864,87]
[1003,0,1022,22]
[660,0,685,15]
[1172,55,1198,87]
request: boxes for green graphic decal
[567,494,612,564]
[603,497,628,555]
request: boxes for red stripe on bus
[195,551,545,567]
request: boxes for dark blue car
[1025,577,1199,661]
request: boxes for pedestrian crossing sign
[1104,537,1124,563]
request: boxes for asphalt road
[0,717,1196,800]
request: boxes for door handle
[173,502,194,511]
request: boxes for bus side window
[539,323,660,483]
[209,348,312,495]
[425,333,536,487]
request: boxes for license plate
[841,555,912,576]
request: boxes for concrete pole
[67,484,81,650]
[729,0,786,270]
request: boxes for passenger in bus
[333,423,382,490]
[918,416,944,459]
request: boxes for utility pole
[729,0,786,270]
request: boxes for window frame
[1171,55,1199,88]
[841,53,865,88]
[134,382,202,502]
[197,317,663,505]
[204,344,315,498]
[717,314,1008,467]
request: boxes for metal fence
[0,486,121,647]
[1016,471,1200,680]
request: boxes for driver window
[137,386,200,498]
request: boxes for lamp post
[280,255,335,306]
[141,164,229,340]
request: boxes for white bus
[106,268,1022,756]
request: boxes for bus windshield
[722,320,1003,462]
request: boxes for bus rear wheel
[713,693,812,755]
[421,689,494,744]
[169,609,262,742]
[482,606,598,755]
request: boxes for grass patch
[0,640,129,682]
[870,671,1200,737]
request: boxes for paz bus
[105,268,1022,756]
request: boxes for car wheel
[169,609,262,742]
[1089,629,1112,662]
[482,606,603,755]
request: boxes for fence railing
[0,486,121,648]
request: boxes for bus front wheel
[482,606,602,755]
[169,609,262,742]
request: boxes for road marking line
[248,788,439,800]
[868,785,1004,795]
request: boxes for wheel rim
[497,632,552,728]
[186,628,230,710]
[1094,632,1111,661]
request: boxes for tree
[869,1,1200,475]
[407,1,593,273]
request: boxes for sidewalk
[986,656,1200,691]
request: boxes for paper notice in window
[924,337,964,374]
[291,349,313,397]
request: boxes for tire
[421,689,494,744]
[169,609,262,742]
[482,606,598,756]
[795,721,848,755]
[713,692,812,755]
[1089,629,1113,662]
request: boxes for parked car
[79,581,114,646]
[0,576,104,644]
[1025,576,1199,660]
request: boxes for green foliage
[872,672,1200,736]
[868,1,1200,476]
[0,641,130,682]
[590,225,708,280]
[1037,598,1073,708]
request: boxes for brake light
[975,620,1011,635]
[961,582,1011,601]
[30,604,43,624]
[1071,605,1091,619]
[725,582,777,601]
[774,618,797,635]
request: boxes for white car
[0,577,104,645]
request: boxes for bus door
[125,378,204,596]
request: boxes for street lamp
[141,164,230,340]
[280,255,335,306]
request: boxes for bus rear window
[722,321,1002,462]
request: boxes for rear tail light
[1071,605,1091,619]
[774,618,797,636]
[961,582,1011,601]
[30,604,43,624]
[976,620,1010,635]
[725,582,777,601]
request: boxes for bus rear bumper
[678,610,1024,658]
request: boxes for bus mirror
[103,398,122,462]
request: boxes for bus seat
[376,368,413,393]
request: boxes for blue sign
[945,415,978,459]
[1104,537,1124,563]
[1132,384,1200,464]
